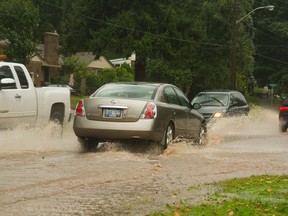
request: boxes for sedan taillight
[75,100,85,116]
[141,102,157,119]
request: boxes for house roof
[88,56,113,69]
[30,54,43,62]
[110,52,136,66]
[75,52,96,65]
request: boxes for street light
[236,5,274,24]
[230,4,274,89]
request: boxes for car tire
[279,119,287,132]
[78,137,99,152]
[280,125,287,133]
[194,123,207,145]
[161,122,174,150]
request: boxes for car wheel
[78,138,99,152]
[279,119,287,132]
[194,123,207,145]
[161,123,174,150]
[280,125,287,132]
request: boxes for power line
[36,1,288,65]
[81,15,230,48]
[255,53,288,65]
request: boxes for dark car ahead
[191,89,249,122]
[73,82,207,152]
[279,97,288,132]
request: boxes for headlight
[213,112,224,118]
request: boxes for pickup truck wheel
[50,110,64,125]
[50,106,64,137]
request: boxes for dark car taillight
[75,100,86,116]
[280,106,288,112]
[141,102,157,119]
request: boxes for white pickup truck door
[0,65,37,128]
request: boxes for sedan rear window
[92,84,157,99]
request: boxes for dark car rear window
[282,98,288,106]
[92,84,157,99]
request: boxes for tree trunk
[134,57,146,81]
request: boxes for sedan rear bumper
[73,116,164,142]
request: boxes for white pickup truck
[0,62,71,129]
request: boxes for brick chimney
[44,32,59,65]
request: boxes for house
[29,32,60,87]
[2,31,136,87]
[110,52,136,67]
[0,33,60,87]
[88,56,114,75]
[74,51,136,74]
[74,52,114,75]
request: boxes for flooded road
[0,108,287,215]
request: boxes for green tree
[253,0,288,94]
[41,0,273,96]
[60,56,90,94]
[32,0,68,42]
[100,66,134,83]
[61,0,255,95]
[0,0,39,64]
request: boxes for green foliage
[32,0,68,43]
[0,0,39,64]
[253,0,288,95]
[61,56,89,77]
[147,59,194,95]
[28,0,288,96]
[84,75,100,94]
[60,56,91,94]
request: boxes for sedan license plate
[103,108,122,118]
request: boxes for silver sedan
[73,82,206,151]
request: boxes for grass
[148,175,288,216]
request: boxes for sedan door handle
[15,94,21,99]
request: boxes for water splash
[0,121,79,155]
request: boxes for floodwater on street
[0,107,281,154]
[0,107,287,215]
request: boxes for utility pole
[230,0,239,90]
